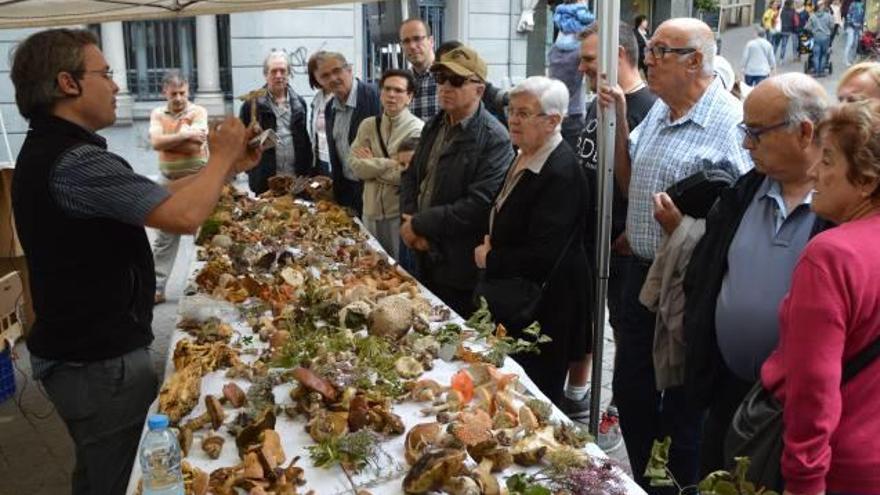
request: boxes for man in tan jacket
[349,69,424,258]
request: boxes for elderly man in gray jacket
[400,45,514,317]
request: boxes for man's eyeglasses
[400,34,427,46]
[644,45,697,60]
[76,69,114,80]
[432,71,482,88]
[738,120,790,144]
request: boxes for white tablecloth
[126,219,647,495]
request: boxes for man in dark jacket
[239,50,313,195]
[681,74,831,474]
[9,29,260,495]
[318,51,381,216]
[400,45,514,317]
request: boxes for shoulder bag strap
[375,113,391,159]
[842,333,880,383]
[539,225,580,292]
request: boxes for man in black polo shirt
[9,29,260,495]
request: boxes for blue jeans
[612,260,704,493]
[812,36,831,74]
[777,31,797,60]
[744,74,768,86]
[845,26,861,65]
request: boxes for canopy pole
[588,0,620,438]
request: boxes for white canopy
[0,0,373,29]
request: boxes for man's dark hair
[10,28,98,119]
[398,137,420,153]
[578,21,639,68]
[162,69,188,89]
[400,18,432,37]
[380,68,416,94]
[435,40,464,59]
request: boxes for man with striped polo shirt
[149,70,208,304]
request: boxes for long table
[126,212,647,495]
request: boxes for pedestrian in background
[844,0,866,65]
[741,26,777,86]
[764,1,783,52]
[148,71,208,304]
[779,1,799,63]
[549,0,594,148]
[805,1,836,76]
[831,0,844,43]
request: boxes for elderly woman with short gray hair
[473,76,590,405]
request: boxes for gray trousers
[40,347,158,495]
[152,175,184,294]
[363,216,400,260]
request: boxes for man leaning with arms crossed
[149,70,208,304]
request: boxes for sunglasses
[432,71,482,87]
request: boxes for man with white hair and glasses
[678,73,832,475]
[599,17,752,493]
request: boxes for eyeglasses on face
[508,109,548,121]
[644,45,697,60]
[76,69,114,80]
[738,120,790,144]
[432,71,481,88]
[400,34,427,46]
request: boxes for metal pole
[589,0,620,438]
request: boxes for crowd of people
[7,1,880,494]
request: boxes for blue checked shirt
[411,69,439,122]
[626,78,753,260]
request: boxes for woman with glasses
[473,76,589,406]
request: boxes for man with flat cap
[400,45,514,317]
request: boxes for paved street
[0,24,852,495]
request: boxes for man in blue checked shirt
[598,17,752,494]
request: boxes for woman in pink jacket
[762,101,880,495]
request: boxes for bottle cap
[147,414,170,430]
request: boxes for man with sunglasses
[400,45,514,317]
[679,73,831,476]
[9,29,260,495]
[598,17,753,493]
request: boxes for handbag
[725,332,880,490]
[473,227,578,331]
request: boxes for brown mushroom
[347,394,371,432]
[471,458,500,495]
[178,427,194,457]
[243,451,264,479]
[443,476,481,495]
[402,448,467,494]
[291,367,337,401]
[306,410,349,442]
[222,382,247,408]
[404,423,441,465]
[182,461,209,495]
[236,408,277,457]
[184,395,226,431]
[260,429,286,466]
[409,379,447,402]
[420,389,465,416]
[202,435,225,460]
[466,439,513,472]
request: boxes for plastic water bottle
[139,414,184,495]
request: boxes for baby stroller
[801,30,833,76]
